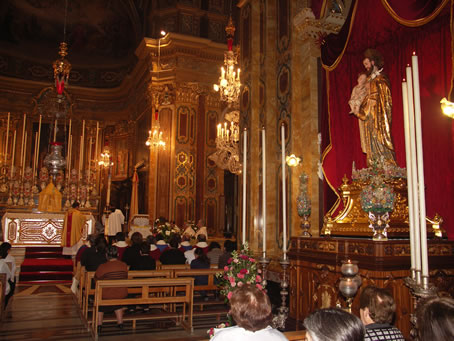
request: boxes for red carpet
[19,247,73,284]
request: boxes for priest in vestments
[62,202,87,255]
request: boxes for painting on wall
[112,136,129,180]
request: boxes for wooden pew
[174,268,227,320]
[201,330,306,341]
[83,271,96,321]
[77,266,87,309]
[92,277,194,339]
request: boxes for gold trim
[381,0,450,27]
[320,0,329,18]
[321,0,359,71]
[321,69,341,216]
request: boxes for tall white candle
[402,81,416,278]
[81,120,85,174]
[22,132,27,179]
[11,130,16,176]
[53,119,57,142]
[95,121,99,165]
[32,132,38,180]
[262,127,267,257]
[79,135,83,180]
[35,115,42,177]
[67,134,72,177]
[281,123,287,260]
[412,54,429,287]
[87,137,92,182]
[406,65,421,284]
[20,114,26,171]
[4,112,10,163]
[242,128,247,245]
[67,119,72,160]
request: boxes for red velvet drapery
[321,0,454,238]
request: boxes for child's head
[358,72,367,85]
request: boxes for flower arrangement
[216,242,263,301]
[153,222,181,243]
[360,176,395,214]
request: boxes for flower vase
[368,211,390,241]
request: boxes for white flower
[165,231,170,236]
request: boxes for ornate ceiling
[0,0,232,89]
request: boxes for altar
[2,210,95,247]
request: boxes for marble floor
[0,284,219,341]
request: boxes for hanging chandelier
[146,96,166,149]
[213,16,241,104]
[210,109,242,174]
[98,148,113,168]
[53,0,71,95]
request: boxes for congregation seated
[304,308,365,341]
[76,234,95,265]
[122,232,143,267]
[155,235,169,253]
[359,285,405,341]
[193,234,209,254]
[218,240,236,269]
[182,222,196,238]
[112,232,128,261]
[417,296,454,341]
[179,235,192,252]
[81,235,107,271]
[129,242,156,271]
[160,236,186,265]
[190,248,210,286]
[95,245,128,334]
[211,284,287,340]
[146,235,161,261]
[207,242,222,266]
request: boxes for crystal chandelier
[210,16,242,174]
[213,16,241,104]
[98,148,113,168]
[53,0,71,95]
[210,109,242,174]
[146,119,166,149]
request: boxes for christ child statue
[348,72,369,115]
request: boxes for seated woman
[146,235,161,261]
[211,285,287,340]
[191,247,210,290]
[159,236,186,265]
[129,242,156,271]
[112,232,128,261]
[304,308,365,341]
[95,245,128,334]
[122,232,143,267]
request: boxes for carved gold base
[322,175,445,238]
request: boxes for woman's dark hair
[1,242,11,251]
[194,247,210,265]
[0,246,8,259]
[229,284,272,332]
[87,234,96,246]
[224,240,236,253]
[169,236,179,249]
[106,245,118,259]
[130,232,143,245]
[95,235,108,254]
[360,285,396,324]
[156,234,164,242]
[417,296,454,341]
[146,235,157,245]
[208,242,221,251]
[115,232,125,242]
[140,242,150,255]
[304,308,365,341]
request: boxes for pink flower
[224,266,229,272]
[227,292,233,300]
[227,258,233,264]
[237,273,244,279]
[256,275,262,282]
[233,259,239,263]
[240,255,249,260]
[237,281,244,287]
[258,269,262,274]
[249,257,255,262]
[256,283,263,290]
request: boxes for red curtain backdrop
[321,0,454,238]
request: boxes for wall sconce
[286,154,301,167]
[441,97,454,118]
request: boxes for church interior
[0,0,453,340]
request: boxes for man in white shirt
[103,207,125,244]
[195,219,208,239]
[0,244,13,307]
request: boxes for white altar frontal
[2,210,94,247]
